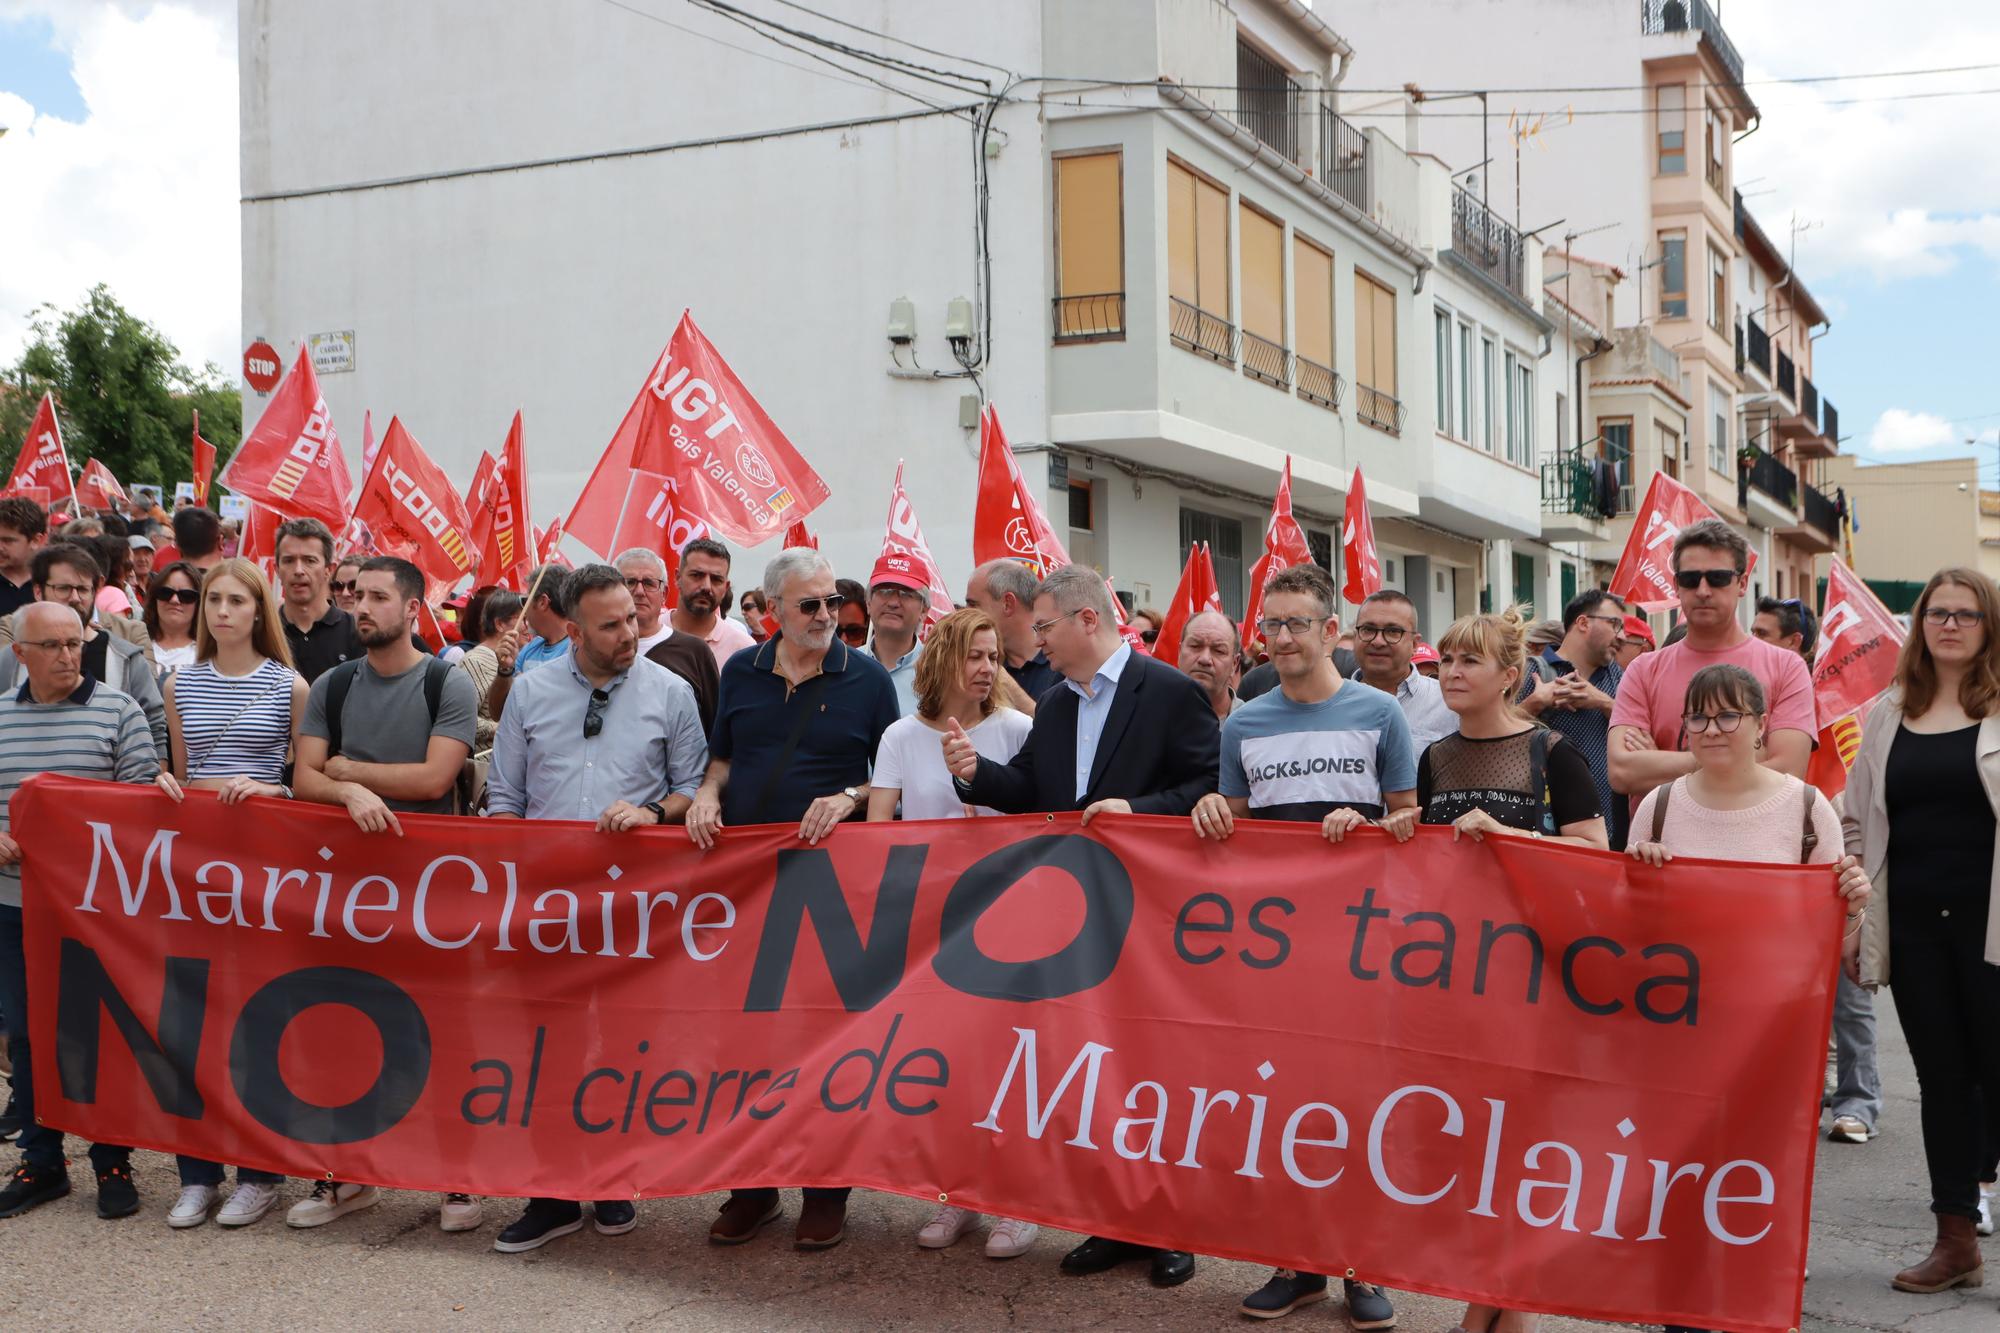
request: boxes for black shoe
[1149,1249,1196,1287]
[1241,1269,1330,1318]
[492,1198,584,1253]
[95,1164,138,1219]
[593,1199,637,1235]
[1342,1279,1397,1330]
[0,1094,20,1143]
[1059,1235,1149,1275]
[0,1162,69,1218]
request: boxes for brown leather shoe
[708,1190,780,1245]
[793,1192,847,1250]
[1892,1213,1984,1292]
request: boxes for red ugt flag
[1341,467,1381,606]
[1153,542,1222,662]
[1608,472,1757,613]
[873,461,955,636]
[191,410,216,507]
[220,345,352,530]
[1241,456,1317,646]
[1814,558,1904,728]
[350,417,477,597]
[972,404,1071,574]
[76,457,127,511]
[611,311,829,547]
[8,393,73,505]
[783,519,818,550]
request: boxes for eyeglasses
[1354,623,1407,644]
[21,638,83,655]
[1031,606,1085,636]
[40,582,94,599]
[1256,616,1326,639]
[785,594,846,617]
[1684,710,1755,734]
[836,624,868,644]
[1585,613,1625,630]
[330,580,357,594]
[1925,608,1986,628]
[870,585,921,602]
[623,576,664,593]
[1674,569,1738,590]
[584,687,610,739]
[157,588,199,606]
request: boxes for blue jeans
[177,1157,282,1188]
[1828,968,1884,1128]
[0,903,129,1173]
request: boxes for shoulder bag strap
[183,667,292,779]
[1650,778,1673,843]
[1528,727,1557,834]
[323,659,363,758]
[1799,782,1820,860]
[746,672,831,824]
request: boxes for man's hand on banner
[1376,807,1419,842]
[940,717,978,782]
[341,785,404,837]
[686,790,724,849]
[1322,807,1368,843]
[0,832,16,867]
[1191,793,1235,840]
[1079,798,1131,826]
[597,800,654,833]
[799,790,859,846]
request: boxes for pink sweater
[1632,774,1841,865]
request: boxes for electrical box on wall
[886,297,916,345]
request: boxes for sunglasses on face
[330,580,357,593]
[584,687,610,739]
[158,588,199,605]
[1139,629,1159,645]
[786,594,846,617]
[1674,569,1738,590]
[836,624,868,644]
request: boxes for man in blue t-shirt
[1188,563,1413,1326]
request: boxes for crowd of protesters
[0,485,1986,1324]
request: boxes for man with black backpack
[291,554,480,1235]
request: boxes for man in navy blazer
[944,563,1218,1288]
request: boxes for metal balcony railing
[1733,323,1744,374]
[1740,444,1798,511]
[1776,349,1796,401]
[1319,104,1370,213]
[1052,292,1125,342]
[1242,331,1292,390]
[1236,41,1302,164]
[1542,455,1612,521]
[1295,354,1344,411]
[1821,399,1839,444]
[1356,384,1405,436]
[1451,184,1526,299]
[1800,375,1820,429]
[1641,0,1745,89]
[1169,295,1237,365]
[1746,316,1771,377]
[1804,481,1840,538]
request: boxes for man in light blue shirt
[485,562,573,722]
[1352,589,1456,754]
[1067,637,1129,801]
[483,564,706,1252]
[864,554,928,716]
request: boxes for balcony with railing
[1799,375,1820,428]
[1799,481,1841,547]
[1242,330,1292,391]
[1745,315,1771,379]
[1227,41,1373,216]
[1295,355,1344,411]
[1738,443,1797,516]
[1793,377,1839,456]
[1318,104,1370,214]
[1641,0,1745,90]
[1821,399,1839,445]
[1450,183,1526,300]
[1052,292,1125,343]
[1236,41,1303,165]
[1776,349,1796,401]
[1356,384,1405,437]
[1541,453,1612,541]
[1169,295,1236,365]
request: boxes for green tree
[0,284,240,498]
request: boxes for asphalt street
[1,988,1994,1332]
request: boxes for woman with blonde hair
[1843,566,2000,1294]
[153,557,307,1230]
[866,608,1037,1257]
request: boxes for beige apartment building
[1823,456,2000,598]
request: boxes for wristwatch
[642,800,668,824]
[843,786,862,803]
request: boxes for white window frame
[1709,382,1731,475]
[1434,305,1454,436]
[1481,335,1498,453]
[1456,320,1474,440]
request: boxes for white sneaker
[984,1216,1039,1259]
[440,1193,483,1232]
[286,1181,379,1228]
[1979,1187,1995,1237]
[217,1182,280,1228]
[915,1204,981,1249]
[167,1184,216,1229]
[1829,1114,1872,1144]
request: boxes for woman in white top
[142,561,202,677]
[866,608,1036,1258]
[154,558,307,1231]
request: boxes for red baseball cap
[868,551,929,595]
[1411,640,1440,666]
[1621,614,1655,645]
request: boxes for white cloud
[1725,3,2000,283]
[1869,408,1964,453]
[0,2,239,373]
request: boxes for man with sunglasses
[687,547,899,1251]
[486,563,706,1253]
[1752,595,1819,660]
[1351,589,1455,754]
[1609,519,1814,807]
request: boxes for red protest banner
[1241,456,1316,647]
[1152,542,1220,662]
[1608,473,1758,613]
[19,776,1837,1333]
[8,393,74,506]
[1341,467,1380,606]
[220,345,353,531]
[351,417,478,597]
[191,410,216,508]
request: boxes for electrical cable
[687,0,992,95]
[758,0,1016,76]
[593,0,905,98]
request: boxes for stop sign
[243,339,283,394]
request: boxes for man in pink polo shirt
[1609,518,1815,808]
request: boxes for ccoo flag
[220,345,353,531]
[351,417,478,598]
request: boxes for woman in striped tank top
[154,558,307,1230]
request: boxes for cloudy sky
[2,0,1998,476]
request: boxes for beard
[681,587,717,615]
[792,622,834,652]
[357,616,407,649]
